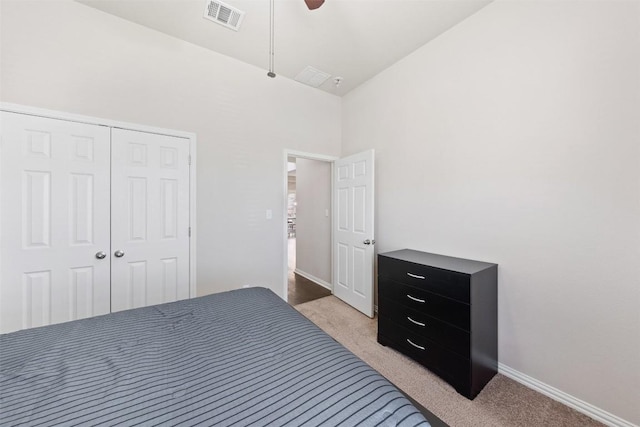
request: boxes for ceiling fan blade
[304,0,325,10]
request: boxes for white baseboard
[498,363,637,427]
[293,269,332,292]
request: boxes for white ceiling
[77,0,492,96]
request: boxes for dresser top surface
[379,249,497,275]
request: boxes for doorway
[284,152,335,305]
[282,149,376,316]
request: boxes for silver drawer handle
[406,294,426,303]
[406,339,426,351]
[407,316,426,327]
[407,272,425,280]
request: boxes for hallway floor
[287,237,331,306]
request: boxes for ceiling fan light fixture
[304,0,325,10]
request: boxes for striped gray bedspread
[0,287,429,426]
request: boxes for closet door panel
[0,112,111,333]
[110,129,190,312]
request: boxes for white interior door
[0,112,111,333]
[333,149,375,317]
[110,128,190,312]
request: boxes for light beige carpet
[295,296,603,427]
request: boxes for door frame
[282,149,338,302]
[0,102,198,298]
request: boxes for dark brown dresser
[377,249,498,399]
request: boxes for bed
[1,287,430,426]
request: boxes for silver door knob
[95,251,107,259]
[114,250,125,258]
[363,239,375,245]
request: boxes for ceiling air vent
[295,66,331,88]
[204,0,245,31]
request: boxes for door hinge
[188,155,192,165]
[188,227,191,237]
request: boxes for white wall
[295,158,331,284]
[342,0,640,424]
[0,0,341,298]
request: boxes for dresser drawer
[378,320,470,395]
[378,299,470,357]
[379,278,470,331]
[379,256,469,303]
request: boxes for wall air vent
[294,66,331,88]
[204,0,245,31]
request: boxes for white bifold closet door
[0,112,111,333]
[0,112,191,334]
[110,129,190,312]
